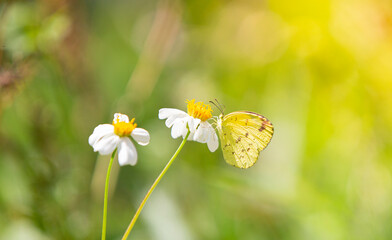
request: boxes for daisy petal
[207,130,219,152]
[118,137,138,166]
[171,119,187,139]
[165,115,185,128]
[193,121,210,143]
[159,108,187,120]
[131,128,150,146]
[113,113,129,123]
[88,124,114,146]
[93,133,120,155]
[187,117,201,133]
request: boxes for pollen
[186,99,213,121]
[113,116,137,137]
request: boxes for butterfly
[213,104,274,169]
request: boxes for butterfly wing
[218,111,273,168]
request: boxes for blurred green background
[1,0,392,239]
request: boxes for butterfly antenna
[209,100,219,111]
[210,99,224,114]
[215,98,225,115]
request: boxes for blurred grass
[1,0,392,239]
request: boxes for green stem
[121,130,190,240]
[102,149,117,240]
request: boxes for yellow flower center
[113,116,137,137]
[186,99,213,121]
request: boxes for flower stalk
[102,149,117,240]
[121,130,191,240]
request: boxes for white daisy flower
[88,113,150,166]
[159,99,219,152]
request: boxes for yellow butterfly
[216,110,274,169]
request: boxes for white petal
[117,137,137,166]
[207,129,219,152]
[171,118,187,139]
[187,117,201,133]
[165,116,180,128]
[159,108,187,120]
[131,128,150,146]
[88,124,114,146]
[113,113,129,123]
[92,133,120,155]
[193,121,210,143]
